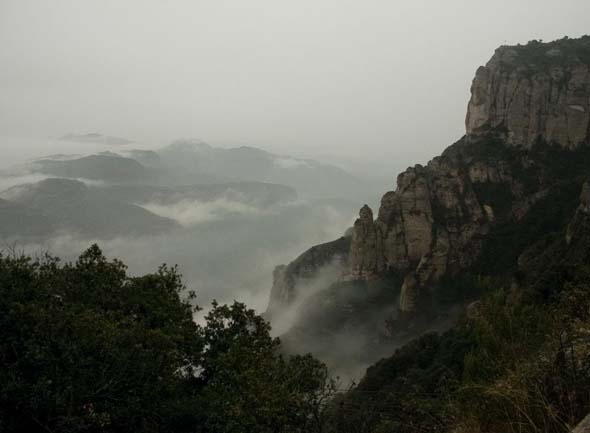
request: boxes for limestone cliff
[265,236,350,319]
[346,37,590,312]
[348,146,494,287]
[267,36,590,318]
[348,205,385,279]
[466,37,590,149]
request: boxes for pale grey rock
[466,43,590,149]
[348,205,386,278]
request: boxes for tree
[198,301,336,433]
[0,245,335,433]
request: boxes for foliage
[331,265,590,433]
[496,35,590,75]
[0,245,335,433]
[198,301,336,433]
[473,142,590,277]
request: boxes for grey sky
[1,0,588,170]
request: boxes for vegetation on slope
[329,263,590,433]
[0,245,335,433]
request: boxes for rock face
[348,205,385,279]
[267,36,590,318]
[265,236,350,319]
[466,37,590,149]
[347,143,497,290]
[344,37,590,312]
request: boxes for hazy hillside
[267,36,590,389]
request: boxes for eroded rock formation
[267,36,590,318]
[466,39,590,149]
[348,205,385,279]
[265,236,350,319]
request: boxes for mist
[4,199,352,315]
[1,0,589,385]
[2,1,589,172]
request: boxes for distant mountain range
[6,139,373,199]
[0,176,298,240]
[1,138,362,241]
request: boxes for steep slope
[267,36,590,377]
[331,180,590,433]
[0,198,55,239]
[265,236,350,321]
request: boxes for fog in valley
[0,139,372,320]
[1,0,589,379]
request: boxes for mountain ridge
[266,36,590,379]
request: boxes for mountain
[267,36,590,380]
[0,177,299,241]
[0,198,55,238]
[33,153,150,184]
[12,139,372,200]
[152,139,373,199]
[0,178,178,239]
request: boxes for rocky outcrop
[268,36,590,318]
[345,37,590,312]
[348,205,385,279]
[466,37,590,149]
[347,145,498,291]
[266,236,350,319]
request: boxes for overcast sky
[1,0,588,169]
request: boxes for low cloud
[269,259,345,336]
[0,174,52,194]
[0,174,106,198]
[273,157,311,169]
[4,201,355,317]
[139,197,272,227]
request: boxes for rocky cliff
[345,36,590,312]
[267,35,590,328]
[265,236,350,320]
[466,37,590,149]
